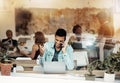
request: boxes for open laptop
[43,62,66,74]
[71,42,83,50]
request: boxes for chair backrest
[73,51,89,66]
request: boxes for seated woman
[21,31,45,60]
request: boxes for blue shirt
[39,42,74,70]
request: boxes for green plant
[0,43,12,63]
[103,52,120,74]
[86,52,120,75]
[87,59,103,76]
[85,59,103,80]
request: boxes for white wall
[24,0,114,9]
[0,10,15,39]
[0,0,114,39]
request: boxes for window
[115,0,120,13]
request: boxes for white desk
[0,75,105,83]
[0,70,120,83]
[0,72,110,83]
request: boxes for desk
[1,59,119,83]
[0,70,120,83]
[0,75,106,83]
[12,60,37,71]
[13,60,36,67]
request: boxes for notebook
[43,62,66,74]
[71,42,83,50]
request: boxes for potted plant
[0,43,12,76]
[85,59,103,80]
[103,52,120,82]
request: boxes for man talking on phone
[39,28,74,70]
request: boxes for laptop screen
[43,62,66,74]
[71,42,83,50]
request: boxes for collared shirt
[39,42,74,70]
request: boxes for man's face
[75,27,82,35]
[6,32,12,39]
[55,35,65,48]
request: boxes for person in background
[68,24,83,70]
[21,31,45,60]
[68,24,82,44]
[97,11,115,60]
[39,28,74,70]
[2,29,20,54]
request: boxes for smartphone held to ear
[60,43,64,48]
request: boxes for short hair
[6,30,13,35]
[55,28,67,40]
[35,31,45,45]
[72,24,81,33]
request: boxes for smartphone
[60,43,64,48]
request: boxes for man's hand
[39,45,45,56]
[62,42,67,54]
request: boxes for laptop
[71,42,83,50]
[43,62,66,74]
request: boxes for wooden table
[12,60,37,71]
